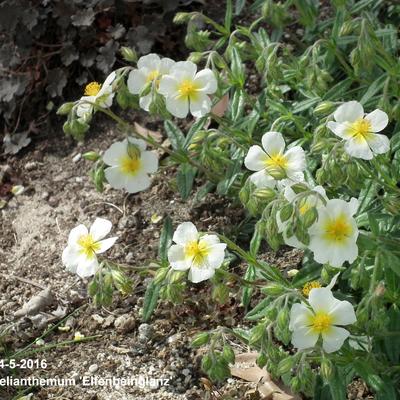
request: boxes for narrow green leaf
[158,216,173,265]
[176,163,197,200]
[142,280,160,322]
[164,120,185,150]
[235,0,246,15]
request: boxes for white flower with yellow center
[327,101,390,160]
[277,184,328,249]
[76,71,116,118]
[103,138,158,193]
[158,61,217,118]
[127,54,175,111]
[244,131,306,189]
[62,218,118,278]
[167,222,227,283]
[308,198,359,267]
[289,286,356,353]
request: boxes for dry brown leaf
[230,352,299,400]
[14,288,54,317]
[134,122,163,143]
[211,93,229,117]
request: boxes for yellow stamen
[185,240,210,267]
[146,70,160,82]
[347,118,372,141]
[84,82,101,96]
[323,214,352,243]
[178,79,199,99]
[119,155,142,176]
[310,312,333,334]
[302,281,321,297]
[77,234,101,259]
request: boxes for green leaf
[225,0,233,32]
[142,280,160,322]
[164,120,185,150]
[184,116,207,149]
[241,264,256,309]
[230,46,245,88]
[235,0,246,15]
[230,89,246,121]
[158,216,173,265]
[176,163,197,200]
[360,74,388,105]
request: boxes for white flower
[244,131,306,189]
[62,218,118,278]
[327,101,390,160]
[127,53,175,111]
[167,222,227,283]
[308,198,359,267]
[76,71,116,118]
[289,287,356,353]
[103,138,159,193]
[158,61,217,118]
[277,184,328,249]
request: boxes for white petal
[329,300,357,326]
[170,61,197,80]
[76,99,94,118]
[348,197,359,216]
[159,57,175,74]
[127,70,147,94]
[139,94,152,111]
[76,256,99,278]
[204,243,227,269]
[261,131,285,155]
[165,96,189,118]
[62,245,79,270]
[322,326,350,353]
[285,146,306,174]
[249,170,276,189]
[289,303,314,331]
[102,71,116,88]
[193,69,217,94]
[105,167,128,190]
[141,151,159,174]
[126,137,146,151]
[190,93,212,118]
[291,326,319,350]
[168,245,190,270]
[173,222,198,246]
[188,266,215,283]
[334,101,364,123]
[95,237,118,254]
[158,75,179,97]
[90,218,112,241]
[364,109,388,132]
[199,234,221,246]
[68,225,88,246]
[367,133,390,155]
[309,287,338,314]
[344,137,373,160]
[244,145,268,171]
[124,172,151,193]
[137,53,161,69]
[327,121,351,139]
[326,272,340,290]
[103,141,127,166]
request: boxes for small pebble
[88,364,98,373]
[72,153,82,163]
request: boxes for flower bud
[191,332,210,348]
[57,102,74,115]
[287,269,299,278]
[280,203,293,222]
[222,345,235,364]
[83,151,100,161]
[173,12,192,24]
[127,142,141,159]
[314,101,335,116]
[266,165,286,180]
[277,356,294,375]
[320,358,333,380]
[302,207,318,228]
[188,52,203,63]
[256,353,268,368]
[120,47,137,62]
[262,282,286,296]
[254,188,276,201]
[201,354,212,371]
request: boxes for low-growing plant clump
[53,0,400,398]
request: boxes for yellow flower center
[178,79,199,99]
[184,240,210,267]
[84,82,101,96]
[323,214,352,243]
[119,155,142,176]
[302,281,321,297]
[299,200,311,215]
[146,70,160,82]
[310,312,333,334]
[77,234,101,259]
[347,118,372,141]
